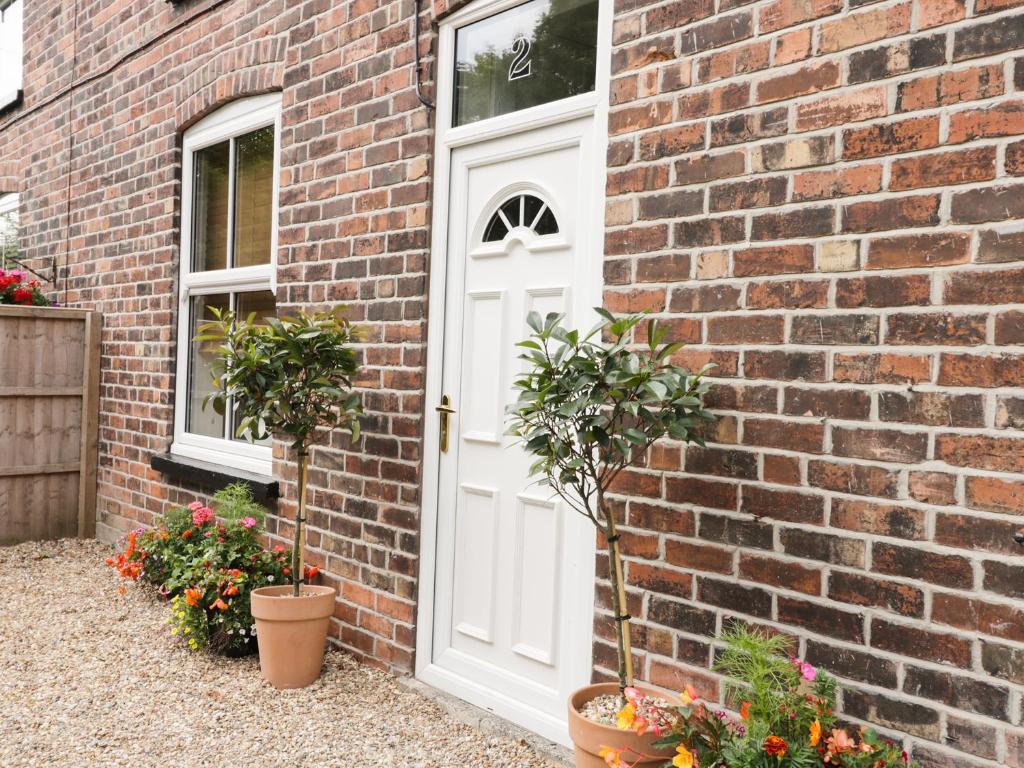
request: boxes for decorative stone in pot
[250,584,337,689]
[568,683,677,768]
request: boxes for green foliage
[507,309,714,525]
[197,307,363,452]
[211,482,267,525]
[713,624,836,747]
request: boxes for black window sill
[150,453,279,501]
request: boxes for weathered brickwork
[3,0,1024,763]
[604,1,1024,766]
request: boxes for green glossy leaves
[507,309,714,523]
[197,306,363,453]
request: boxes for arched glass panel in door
[482,193,560,243]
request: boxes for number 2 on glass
[508,35,532,81]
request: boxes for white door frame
[414,0,613,746]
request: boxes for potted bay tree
[199,307,362,689]
[507,309,713,768]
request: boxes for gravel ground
[0,539,562,768]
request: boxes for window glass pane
[233,126,275,268]
[0,0,23,105]
[534,206,559,235]
[231,291,277,445]
[522,195,543,229]
[0,192,18,269]
[483,214,508,243]
[191,141,230,272]
[187,293,229,438]
[453,0,599,127]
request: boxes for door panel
[429,117,597,742]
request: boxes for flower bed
[107,483,307,656]
[598,625,914,768]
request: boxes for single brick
[741,484,825,524]
[843,116,941,160]
[885,312,987,346]
[733,244,815,277]
[828,572,925,617]
[831,498,926,539]
[872,543,973,589]
[842,193,941,234]
[835,273,931,308]
[738,553,822,595]
[832,426,929,464]
[808,459,900,497]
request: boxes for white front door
[424,117,599,744]
[417,0,610,745]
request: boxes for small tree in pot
[507,309,713,768]
[198,307,362,688]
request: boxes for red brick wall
[604,1,1024,765]
[3,0,1024,763]
[0,0,433,674]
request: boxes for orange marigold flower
[182,529,193,539]
[764,735,788,758]
[211,598,229,611]
[223,583,239,597]
[740,701,751,721]
[185,588,202,607]
[809,719,822,747]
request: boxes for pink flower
[192,506,215,526]
[240,516,257,528]
[800,662,817,682]
[188,501,204,512]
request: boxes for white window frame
[171,93,282,476]
[0,0,23,111]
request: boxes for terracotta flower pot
[567,683,678,768]
[250,584,336,689]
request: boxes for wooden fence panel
[0,306,101,544]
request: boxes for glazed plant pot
[568,683,677,768]
[250,584,336,689]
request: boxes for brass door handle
[435,395,455,452]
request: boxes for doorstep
[400,677,574,767]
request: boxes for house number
[508,35,532,81]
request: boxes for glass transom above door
[453,0,600,127]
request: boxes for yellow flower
[679,685,697,706]
[616,702,636,731]
[809,719,822,747]
[672,745,694,768]
[598,746,623,767]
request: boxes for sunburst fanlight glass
[482,194,559,243]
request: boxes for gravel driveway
[0,539,562,768]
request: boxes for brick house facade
[2,0,1024,764]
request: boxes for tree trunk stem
[601,491,634,693]
[292,450,309,598]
